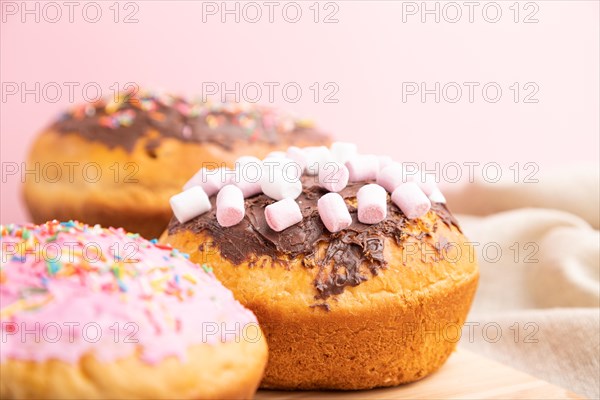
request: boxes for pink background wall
[1,1,599,224]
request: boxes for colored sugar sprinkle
[0,221,220,319]
[57,89,313,141]
[117,279,128,292]
[46,260,61,276]
[201,264,213,274]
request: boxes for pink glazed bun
[0,221,267,399]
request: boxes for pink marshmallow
[318,162,349,192]
[346,155,380,182]
[264,198,303,232]
[216,185,245,227]
[391,182,431,220]
[183,168,231,196]
[357,184,388,224]
[317,193,352,233]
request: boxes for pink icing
[0,221,259,365]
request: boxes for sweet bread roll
[23,91,330,238]
[0,221,267,399]
[162,145,479,390]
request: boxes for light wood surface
[255,349,582,399]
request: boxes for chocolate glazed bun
[23,91,330,238]
[162,174,479,390]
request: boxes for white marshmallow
[377,162,423,193]
[234,178,263,198]
[286,146,308,171]
[377,155,394,171]
[377,162,405,193]
[170,186,211,223]
[235,156,262,169]
[264,151,287,160]
[304,146,332,175]
[233,159,263,198]
[346,155,380,182]
[428,187,447,203]
[261,159,303,200]
[417,174,439,196]
[330,142,358,164]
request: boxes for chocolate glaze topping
[168,176,460,304]
[51,91,328,153]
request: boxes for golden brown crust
[162,211,479,389]
[22,129,329,239]
[0,335,268,399]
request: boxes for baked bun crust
[163,177,479,390]
[1,340,265,400]
[23,93,330,238]
[0,221,267,399]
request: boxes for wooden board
[255,350,582,400]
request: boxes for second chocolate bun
[162,172,479,390]
[23,91,330,238]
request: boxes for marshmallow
[235,156,262,169]
[183,167,230,195]
[170,186,211,223]
[262,156,299,171]
[264,151,287,160]
[391,182,431,220]
[402,164,422,183]
[417,175,438,196]
[318,162,349,193]
[261,160,303,200]
[330,142,358,164]
[318,193,352,233]
[304,146,332,175]
[428,187,447,204]
[377,162,407,193]
[233,159,263,198]
[377,155,394,171]
[357,184,387,224]
[346,155,380,182]
[265,198,303,232]
[286,146,307,171]
[233,178,262,198]
[216,185,245,227]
